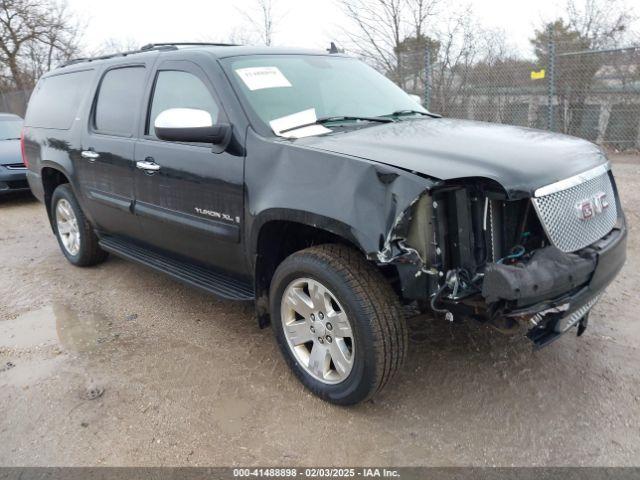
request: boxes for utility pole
[424,45,432,109]
[547,24,556,131]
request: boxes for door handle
[136,160,161,172]
[81,150,100,161]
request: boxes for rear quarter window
[24,70,95,130]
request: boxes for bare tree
[429,6,481,114]
[338,0,439,86]
[225,27,257,46]
[409,0,439,40]
[529,1,637,136]
[565,0,636,49]
[88,37,140,57]
[237,0,283,46]
[341,0,404,82]
[338,0,514,116]
[0,0,82,91]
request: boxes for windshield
[0,118,22,140]
[223,55,427,136]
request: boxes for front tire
[270,244,407,405]
[51,184,107,267]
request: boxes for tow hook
[577,313,589,337]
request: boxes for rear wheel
[51,184,107,266]
[270,244,407,405]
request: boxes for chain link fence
[550,45,640,150]
[3,39,639,151]
[420,38,640,151]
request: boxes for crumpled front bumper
[499,223,627,348]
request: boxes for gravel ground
[1,155,639,467]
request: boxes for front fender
[244,129,435,263]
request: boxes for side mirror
[154,108,231,145]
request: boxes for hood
[296,118,608,198]
[0,139,22,166]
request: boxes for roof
[56,43,345,70]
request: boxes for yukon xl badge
[576,192,609,221]
[194,207,240,224]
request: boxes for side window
[147,70,220,137]
[24,70,94,130]
[94,66,146,137]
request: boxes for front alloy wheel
[270,244,408,405]
[281,278,354,384]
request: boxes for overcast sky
[67,0,568,56]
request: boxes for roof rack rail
[58,44,176,68]
[140,42,240,50]
[58,42,239,69]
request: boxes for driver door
[133,60,245,275]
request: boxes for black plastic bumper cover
[501,226,627,347]
[481,246,597,305]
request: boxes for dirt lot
[1,155,639,467]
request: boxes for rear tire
[51,184,107,267]
[270,244,407,405]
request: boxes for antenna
[327,42,341,54]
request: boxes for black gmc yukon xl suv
[23,44,627,405]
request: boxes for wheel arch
[251,212,369,328]
[41,164,73,230]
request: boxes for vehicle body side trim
[86,189,132,212]
[135,201,240,242]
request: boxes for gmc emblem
[576,192,609,220]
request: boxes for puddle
[0,303,110,352]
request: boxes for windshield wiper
[382,109,440,118]
[4,137,21,140]
[279,115,393,134]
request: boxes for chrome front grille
[532,165,618,253]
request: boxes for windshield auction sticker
[269,108,331,138]
[235,66,292,91]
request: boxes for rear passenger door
[78,60,154,238]
[133,60,245,274]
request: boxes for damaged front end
[377,166,627,348]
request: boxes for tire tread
[52,184,107,267]
[279,244,407,402]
